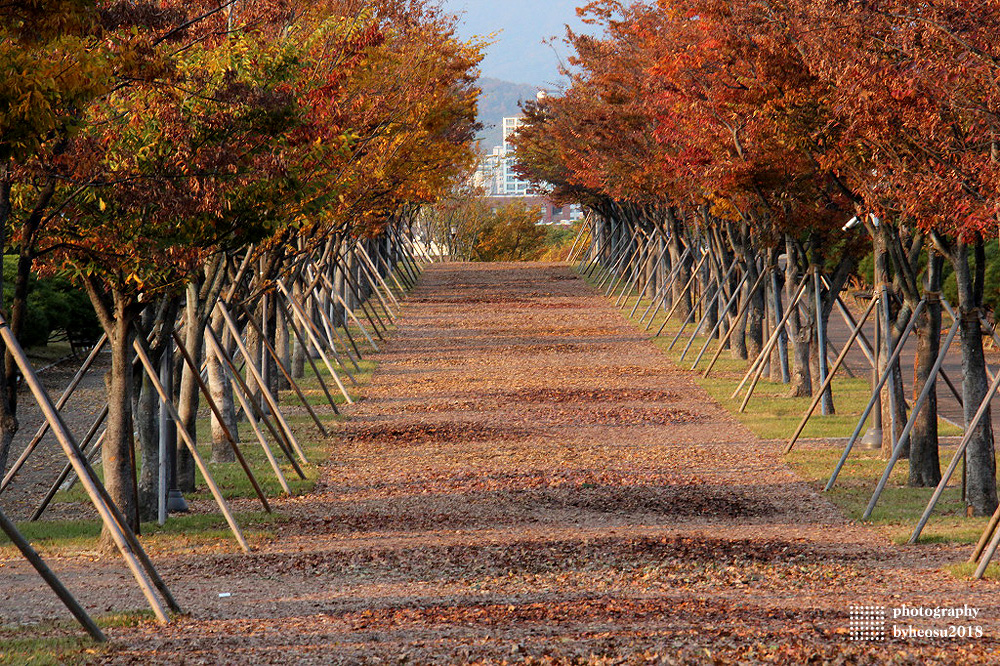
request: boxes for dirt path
[3,262,1000,663]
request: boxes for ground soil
[3,262,1000,664]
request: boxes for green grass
[0,611,158,665]
[593,270,986,549]
[786,447,988,545]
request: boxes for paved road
[821,294,1000,435]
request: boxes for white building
[471,115,583,223]
[474,116,532,197]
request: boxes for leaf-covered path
[7,262,1000,663]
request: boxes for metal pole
[158,339,169,526]
[772,269,790,383]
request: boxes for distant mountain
[476,77,539,150]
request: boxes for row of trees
[419,189,551,261]
[1,0,481,541]
[513,0,1000,515]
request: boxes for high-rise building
[474,116,532,197]
[470,115,583,224]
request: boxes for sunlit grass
[0,611,159,665]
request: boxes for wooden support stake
[654,251,710,337]
[235,302,331,436]
[206,327,305,480]
[0,506,106,641]
[1,336,108,492]
[785,295,879,453]
[910,366,1000,544]
[276,280,353,404]
[825,300,926,491]
[702,267,770,378]
[0,316,175,623]
[690,271,749,371]
[864,316,961,519]
[133,338,250,552]
[169,331,272,511]
[731,271,807,399]
[216,301,310,463]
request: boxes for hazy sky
[438,0,591,87]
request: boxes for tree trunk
[176,283,203,492]
[953,238,997,516]
[874,228,909,458]
[275,301,290,391]
[744,259,765,361]
[101,296,138,551]
[134,370,160,522]
[909,250,943,487]
[0,161,17,476]
[785,237,811,397]
[666,209,690,318]
[291,280,307,378]
[208,309,238,463]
